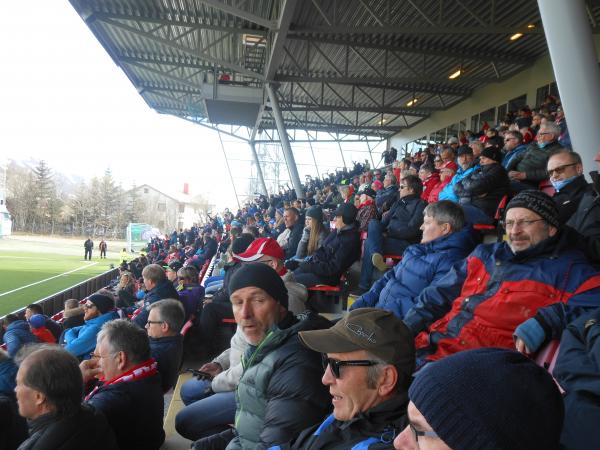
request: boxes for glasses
[434,159,442,163]
[399,185,407,189]
[322,355,380,378]
[410,423,439,444]
[547,162,577,177]
[145,320,164,326]
[504,218,545,230]
[538,131,553,136]
[89,352,115,360]
[504,137,516,142]
[83,303,96,310]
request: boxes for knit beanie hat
[306,205,324,222]
[334,203,358,225]
[87,293,115,314]
[228,262,288,309]
[409,348,564,450]
[231,233,255,255]
[505,190,560,228]
[480,146,503,163]
[29,314,46,329]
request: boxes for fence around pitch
[1,268,120,321]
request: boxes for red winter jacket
[421,173,440,202]
[404,232,600,363]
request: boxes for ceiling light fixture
[448,69,462,79]
[510,32,523,41]
[406,98,418,107]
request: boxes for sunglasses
[321,355,380,378]
[83,303,96,310]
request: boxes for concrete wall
[390,35,600,149]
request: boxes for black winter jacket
[298,224,360,285]
[454,163,509,217]
[288,394,409,450]
[86,373,164,450]
[552,175,589,225]
[285,222,305,260]
[553,308,600,450]
[567,171,600,263]
[17,405,118,450]
[382,195,426,242]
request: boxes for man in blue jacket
[352,201,477,318]
[438,145,479,203]
[358,175,427,293]
[133,264,180,328]
[2,314,38,358]
[64,292,118,360]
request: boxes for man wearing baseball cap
[403,190,600,367]
[279,308,414,450]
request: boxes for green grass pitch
[0,251,118,316]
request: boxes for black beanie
[88,293,114,314]
[228,263,288,309]
[334,203,358,225]
[409,348,564,450]
[480,146,503,163]
[505,190,560,228]
[306,205,324,222]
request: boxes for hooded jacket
[404,229,600,363]
[226,312,331,450]
[352,227,477,318]
[506,140,563,182]
[3,321,38,358]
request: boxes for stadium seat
[539,179,556,196]
[307,275,349,313]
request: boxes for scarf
[85,358,157,401]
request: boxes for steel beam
[197,0,276,29]
[266,84,305,199]
[288,25,543,35]
[249,142,269,195]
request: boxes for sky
[0,2,384,211]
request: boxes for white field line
[0,262,99,297]
[0,256,61,260]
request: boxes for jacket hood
[0,359,18,395]
[7,320,30,333]
[422,226,479,254]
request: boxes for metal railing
[1,268,120,321]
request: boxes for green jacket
[226,312,331,450]
[506,140,562,182]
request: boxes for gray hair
[97,319,150,365]
[365,352,413,393]
[424,200,465,231]
[148,299,185,332]
[142,264,166,283]
[540,121,561,137]
[385,174,398,185]
[18,346,83,417]
[549,148,582,165]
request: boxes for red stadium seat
[539,179,556,196]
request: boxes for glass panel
[479,107,495,128]
[508,94,527,113]
[471,114,479,132]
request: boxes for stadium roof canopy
[70,0,600,141]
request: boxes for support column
[249,141,269,195]
[265,84,305,199]
[538,0,600,174]
[336,141,348,170]
[217,131,241,210]
[307,137,321,177]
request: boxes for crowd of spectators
[2,96,600,449]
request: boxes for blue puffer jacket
[439,163,480,203]
[0,358,18,395]
[351,227,477,318]
[3,320,38,357]
[64,311,119,359]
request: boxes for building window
[157,203,166,212]
[470,114,479,132]
[479,107,496,128]
[179,204,185,213]
[143,188,149,194]
[158,220,165,229]
[508,94,527,113]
